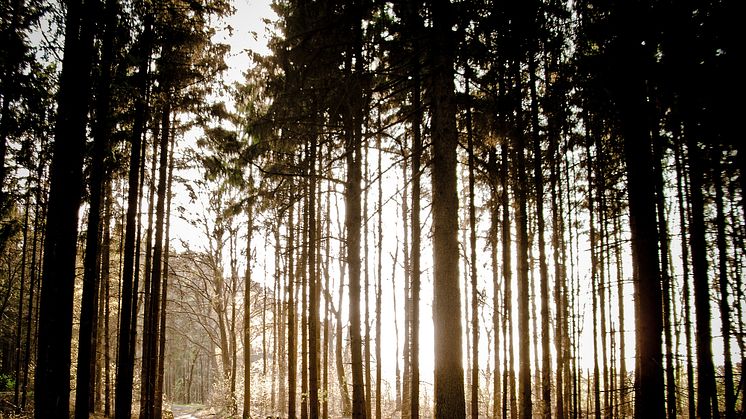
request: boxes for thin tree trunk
[528,53,551,419]
[653,130,677,419]
[243,199,253,419]
[549,137,565,419]
[154,129,175,419]
[585,125,601,419]
[375,123,383,419]
[410,51,422,419]
[613,215,627,419]
[309,136,320,419]
[687,136,718,419]
[364,138,372,419]
[14,192,30,410]
[22,153,45,410]
[288,204,297,419]
[466,74,480,419]
[348,7,367,418]
[141,101,171,419]
[103,180,112,417]
[501,141,516,419]
[674,138,695,419]
[714,147,735,419]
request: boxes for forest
[0,0,742,418]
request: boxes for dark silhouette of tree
[34,0,97,416]
[428,0,466,417]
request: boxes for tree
[607,1,665,416]
[74,0,117,415]
[34,0,97,416]
[428,1,466,418]
[114,13,154,419]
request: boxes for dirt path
[171,404,211,419]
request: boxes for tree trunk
[347,5,367,418]
[501,141,516,419]
[585,125,601,419]
[674,139,695,419]
[410,46,422,419]
[102,181,112,417]
[115,14,153,419]
[75,0,116,414]
[288,204,297,419]
[35,0,97,415]
[466,74,480,419]
[687,136,718,419]
[243,197,254,419]
[610,2,665,417]
[375,124,383,419]
[309,136,320,419]
[141,101,171,419]
[653,130,677,419]
[528,52,551,419]
[154,130,175,419]
[364,140,372,419]
[714,147,735,419]
[429,1,466,417]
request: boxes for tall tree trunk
[613,215,627,419]
[585,124,601,419]
[528,52,551,419]
[687,135,718,419]
[466,74,480,419]
[653,131,677,419]
[141,101,171,419]
[115,15,153,419]
[549,132,565,419]
[243,195,254,419]
[14,191,31,410]
[35,0,97,415]
[309,136,320,419]
[375,123,383,419]
[323,170,332,419]
[22,157,45,410]
[514,127,532,419]
[102,181,112,417]
[75,0,116,414]
[490,168,502,419]
[301,192,309,419]
[714,147,735,419]
[139,123,159,414]
[154,130,175,419]
[611,2,665,416]
[364,139,372,419]
[410,45,422,419]
[288,204,297,419]
[347,6,367,418]
[501,141,516,419]
[429,1,465,417]
[401,146,411,419]
[674,139,695,419]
